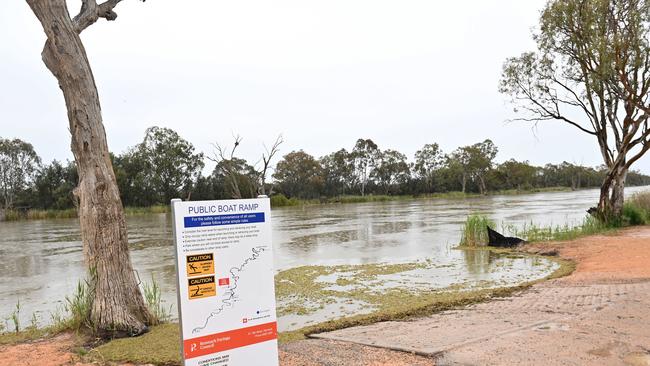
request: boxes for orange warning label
[188,275,216,300]
[186,253,214,277]
[183,321,277,359]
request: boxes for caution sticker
[188,276,216,300]
[186,253,215,277]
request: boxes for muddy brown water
[1,186,648,330]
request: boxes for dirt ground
[3,227,650,366]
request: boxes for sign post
[171,198,279,366]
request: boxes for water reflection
[461,249,495,275]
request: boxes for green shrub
[622,203,647,225]
[270,194,300,207]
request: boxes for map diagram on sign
[192,245,269,334]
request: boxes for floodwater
[1,186,648,330]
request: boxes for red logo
[219,278,230,286]
[242,318,248,323]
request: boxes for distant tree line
[2,130,650,210]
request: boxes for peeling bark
[26,0,153,336]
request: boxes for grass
[459,214,495,246]
[93,323,181,365]
[2,205,170,221]
[501,216,612,243]
[458,211,623,247]
[143,275,172,325]
[10,301,20,333]
[0,272,170,347]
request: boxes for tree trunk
[597,165,628,222]
[611,167,627,217]
[461,173,467,193]
[478,175,487,195]
[27,0,153,336]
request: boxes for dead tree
[26,0,153,336]
[258,135,283,196]
[210,135,244,199]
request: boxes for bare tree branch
[73,0,127,33]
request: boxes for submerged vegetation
[460,214,496,246]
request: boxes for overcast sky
[3,0,646,174]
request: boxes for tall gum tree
[26,0,153,335]
[500,0,650,221]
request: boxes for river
[1,186,648,330]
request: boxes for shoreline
[0,185,595,222]
[282,226,650,365]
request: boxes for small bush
[270,194,300,207]
[459,214,495,246]
[627,191,650,212]
[622,203,647,225]
[63,278,94,331]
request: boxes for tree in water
[500,0,650,222]
[26,0,153,336]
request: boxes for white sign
[171,198,279,366]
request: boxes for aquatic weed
[459,214,495,246]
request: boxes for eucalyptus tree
[352,139,380,196]
[414,143,444,193]
[320,149,355,196]
[137,126,204,202]
[448,140,498,194]
[500,0,650,221]
[0,138,41,209]
[470,140,498,194]
[273,150,324,199]
[31,159,77,209]
[212,158,258,199]
[496,159,538,190]
[26,0,153,335]
[372,149,410,194]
